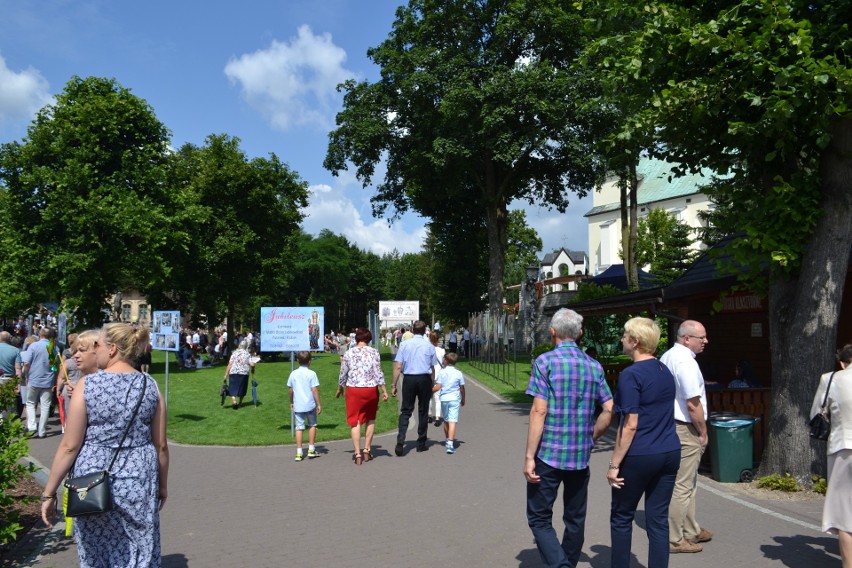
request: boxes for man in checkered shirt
[524,308,613,568]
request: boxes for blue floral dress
[73,370,161,567]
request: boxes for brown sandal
[362,449,373,462]
[354,452,362,465]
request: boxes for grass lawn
[148,349,398,446]
[455,360,533,404]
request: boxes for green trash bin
[708,415,756,483]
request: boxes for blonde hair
[101,323,150,362]
[76,329,100,352]
[623,317,661,355]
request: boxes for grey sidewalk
[12,375,839,567]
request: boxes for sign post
[259,307,325,437]
[151,310,180,407]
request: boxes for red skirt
[345,386,380,427]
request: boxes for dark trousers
[610,449,681,568]
[448,341,457,353]
[397,373,432,446]
[526,459,590,568]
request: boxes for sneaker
[294,453,304,462]
[446,444,455,454]
[307,449,318,459]
[670,541,703,553]
[434,418,443,427]
[688,528,713,544]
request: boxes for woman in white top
[810,344,852,567]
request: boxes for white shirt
[660,342,707,422]
[811,367,852,456]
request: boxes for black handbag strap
[819,371,837,412]
[69,374,148,477]
[106,376,147,472]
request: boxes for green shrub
[531,342,554,360]
[812,476,827,495]
[757,473,801,492]
[0,377,37,546]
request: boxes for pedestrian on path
[432,351,465,454]
[288,351,321,462]
[810,343,852,567]
[607,317,681,568]
[524,308,613,568]
[660,319,713,553]
[337,328,388,464]
[392,320,438,456]
[428,331,446,427]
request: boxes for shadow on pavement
[761,534,840,567]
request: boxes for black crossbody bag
[65,376,147,517]
[809,371,836,441]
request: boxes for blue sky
[0,0,592,259]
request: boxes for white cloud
[224,25,354,131]
[0,53,51,130]
[302,183,427,255]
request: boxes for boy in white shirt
[432,352,465,454]
[287,351,322,461]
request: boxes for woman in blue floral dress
[42,323,169,567]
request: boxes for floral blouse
[228,348,251,375]
[339,346,385,388]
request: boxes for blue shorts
[294,409,318,431]
[440,399,461,423]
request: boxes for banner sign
[260,307,324,352]
[152,310,181,352]
[378,301,419,325]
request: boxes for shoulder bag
[64,376,147,517]
[809,371,836,441]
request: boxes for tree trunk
[760,116,852,481]
[485,202,508,315]
[627,162,640,290]
[619,164,640,291]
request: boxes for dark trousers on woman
[610,449,681,568]
[526,459,590,568]
[397,373,432,448]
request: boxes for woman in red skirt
[336,328,389,464]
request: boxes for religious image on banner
[152,310,180,352]
[260,307,324,352]
[378,301,419,328]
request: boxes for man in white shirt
[660,320,712,554]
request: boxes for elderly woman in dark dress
[224,339,255,409]
[608,317,681,568]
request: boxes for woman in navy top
[607,317,681,568]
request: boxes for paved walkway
[10,375,839,568]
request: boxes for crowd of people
[5,308,850,567]
[523,309,716,568]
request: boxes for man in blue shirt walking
[524,308,613,567]
[392,320,438,455]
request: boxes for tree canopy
[599,0,852,478]
[0,76,175,325]
[325,0,599,317]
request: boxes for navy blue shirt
[614,358,681,456]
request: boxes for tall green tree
[636,209,697,285]
[0,76,175,324]
[614,0,852,478]
[164,134,308,343]
[325,0,599,318]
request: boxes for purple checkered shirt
[526,341,611,471]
